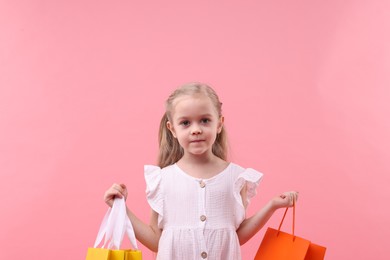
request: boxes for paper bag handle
[93,197,138,250]
[277,199,296,240]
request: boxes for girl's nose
[191,125,202,135]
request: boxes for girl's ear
[217,116,224,134]
[166,121,177,138]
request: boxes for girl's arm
[126,208,161,252]
[236,191,298,245]
[104,183,162,252]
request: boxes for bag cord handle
[277,198,296,240]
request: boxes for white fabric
[94,197,138,250]
[145,163,263,260]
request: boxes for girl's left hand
[271,191,299,209]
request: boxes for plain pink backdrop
[1,1,389,259]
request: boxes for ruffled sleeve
[144,165,164,227]
[233,168,263,227]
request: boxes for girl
[104,82,298,259]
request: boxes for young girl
[104,82,298,259]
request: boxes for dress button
[200,215,207,222]
[201,252,208,258]
[199,180,206,188]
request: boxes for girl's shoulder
[228,162,251,174]
[228,162,264,180]
[161,164,176,174]
[144,164,175,172]
[228,162,244,171]
[144,164,179,179]
[229,162,262,171]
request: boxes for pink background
[1,1,389,259]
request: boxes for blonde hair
[157,82,228,168]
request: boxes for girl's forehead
[171,94,218,116]
[172,93,207,106]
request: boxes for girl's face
[167,94,224,158]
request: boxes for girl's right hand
[104,183,128,207]
[271,191,299,210]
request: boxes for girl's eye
[201,118,210,124]
[180,120,190,126]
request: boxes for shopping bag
[86,198,142,260]
[86,248,142,260]
[254,201,326,260]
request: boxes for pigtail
[157,113,184,168]
[212,126,228,161]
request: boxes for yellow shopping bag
[86,198,142,260]
[86,248,142,260]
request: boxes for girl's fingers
[276,191,299,208]
[105,183,128,201]
[116,183,128,200]
[290,191,299,205]
[280,191,299,207]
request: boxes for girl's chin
[186,149,213,157]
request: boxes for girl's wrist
[266,198,279,212]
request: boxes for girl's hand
[104,183,128,207]
[271,191,299,210]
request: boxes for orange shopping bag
[86,198,142,260]
[254,201,326,260]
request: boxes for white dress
[144,163,263,260]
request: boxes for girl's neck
[180,151,215,164]
[176,153,229,179]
